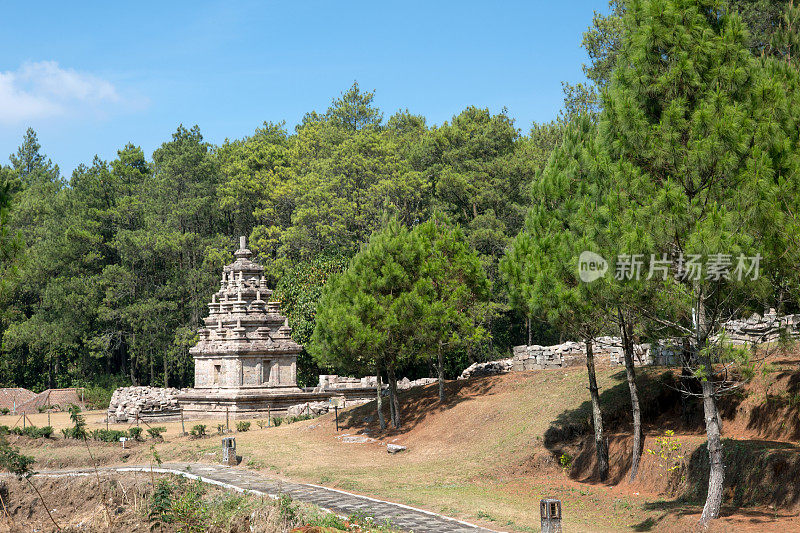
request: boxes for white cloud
[0,61,122,124]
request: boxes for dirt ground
[7,357,800,532]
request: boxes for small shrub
[37,405,49,414]
[11,427,23,436]
[67,405,87,440]
[171,480,209,532]
[19,425,52,439]
[147,426,166,440]
[271,417,283,427]
[190,424,207,437]
[127,426,143,441]
[236,421,251,432]
[559,453,573,471]
[217,423,226,435]
[149,478,174,527]
[0,408,9,415]
[275,493,297,522]
[0,426,9,436]
[255,419,267,429]
[285,414,314,425]
[92,429,127,442]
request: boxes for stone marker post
[221,437,237,466]
[540,498,562,533]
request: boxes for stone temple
[178,237,305,418]
[178,237,383,419]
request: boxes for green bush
[92,429,127,442]
[0,408,9,415]
[147,427,166,440]
[0,426,9,436]
[235,421,251,432]
[18,425,53,439]
[190,424,207,437]
[216,423,226,435]
[285,414,314,424]
[67,405,87,439]
[127,426,143,441]
[255,419,267,429]
[271,417,283,427]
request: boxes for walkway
[38,462,504,533]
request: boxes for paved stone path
[39,462,503,533]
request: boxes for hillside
[11,353,800,532]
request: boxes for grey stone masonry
[720,308,800,345]
[189,236,302,391]
[108,386,184,423]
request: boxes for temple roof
[190,236,302,357]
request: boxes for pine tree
[502,116,612,481]
[600,0,796,523]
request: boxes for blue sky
[0,1,608,175]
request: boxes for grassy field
[8,362,800,532]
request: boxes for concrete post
[540,499,562,533]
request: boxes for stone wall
[316,375,439,391]
[316,375,379,391]
[721,309,799,344]
[108,386,184,422]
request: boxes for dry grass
[10,358,800,532]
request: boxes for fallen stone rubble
[108,386,184,422]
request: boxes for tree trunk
[527,315,532,346]
[387,372,397,428]
[437,341,445,402]
[163,351,169,388]
[387,365,401,429]
[376,367,386,431]
[699,378,724,525]
[585,338,609,481]
[619,309,642,482]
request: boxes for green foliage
[271,417,283,427]
[170,479,209,532]
[67,405,87,440]
[0,408,8,415]
[275,493,298,523]
[190,424,207,437]
[147,426,166,440]
[15,425,53,439]
[285,414,314,424]
[255,419,267,429]
[312,218,489,400]
[91,429,127,442]
[149,478,174,529]
[0,436,36,478]
[235,421,251,432]
[647,430,686,481]
[128,426,143,441]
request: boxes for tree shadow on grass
[543,368,684,481]
[337,374,504,436]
